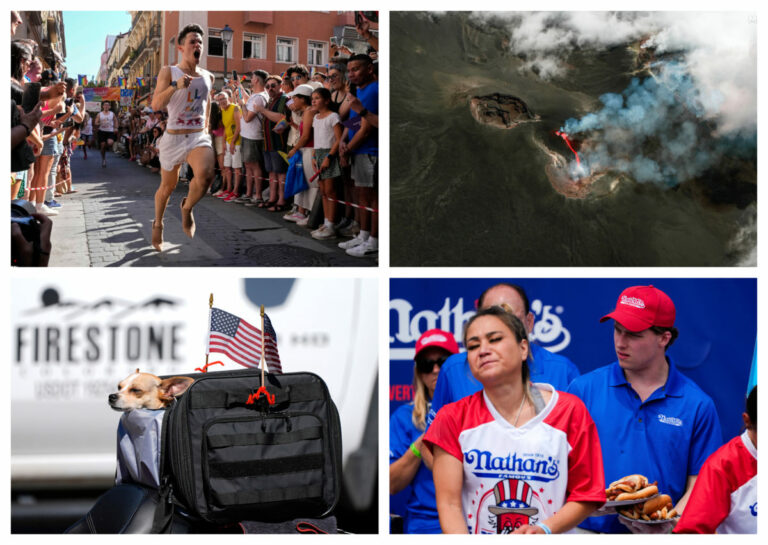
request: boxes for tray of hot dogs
[591,474,660,516]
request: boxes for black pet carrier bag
[152,369,342,531]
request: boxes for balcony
[148,24,161,46]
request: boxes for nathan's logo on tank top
[464,449,561,482]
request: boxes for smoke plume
[470,12,756,185]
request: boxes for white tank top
[97,111,115,132]
[166,65,213,131]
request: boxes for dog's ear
[158,376,194,401]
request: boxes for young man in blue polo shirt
[426,282,581,427]
[567,285,722,533]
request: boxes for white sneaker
[346,237,378,257]
[338,233,366,250]
[38,203,59,216]
[296,216,310,227]
[283,211,306,223]
[235,196,250,203]
[311,225,337,240]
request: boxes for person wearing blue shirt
[340,54,378,258]
[567,285,723,533]
[390,328,459,533]
[427,283,580,426]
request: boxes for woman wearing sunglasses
[390,329,459,534]
[424,305,605,534]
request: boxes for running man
[94,100,117,168]
[150,23,215,251]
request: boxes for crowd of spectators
[11,11,379,264]
[199,18,379,257]
[11,10,84,265]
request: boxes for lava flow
[555,130,581,166]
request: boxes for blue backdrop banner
[389,278,756,517]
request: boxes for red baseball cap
[414,329,460,359]
[599,285,675,332]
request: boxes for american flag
[207,307,282,373]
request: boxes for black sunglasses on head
[416,354,448,374]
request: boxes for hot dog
[608,474,648,491]
[614,484,658,502]
[642,494,673,516]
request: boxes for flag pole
[205,293,213,369]
[260,305,266,385]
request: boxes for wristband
[409,442,421,458]
[535,522,552,534]
[21,122,31,136]
[359,108,369,117]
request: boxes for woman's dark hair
[11,40,32,80]
[178,23,204,44]
[463,305,531,386]
[209,101,223,130]
[311,87,332,103]
[746,385,756,426]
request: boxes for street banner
[82,87,122,103]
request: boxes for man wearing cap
[567,285,722,533]
[427,282,580,428]
[390,329,459,533]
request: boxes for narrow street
[49,148,375,267]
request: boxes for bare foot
[152,220,163,251]
[180,198,195,238]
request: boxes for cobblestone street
[49,148,376,267]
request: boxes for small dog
[109,369,195,411]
